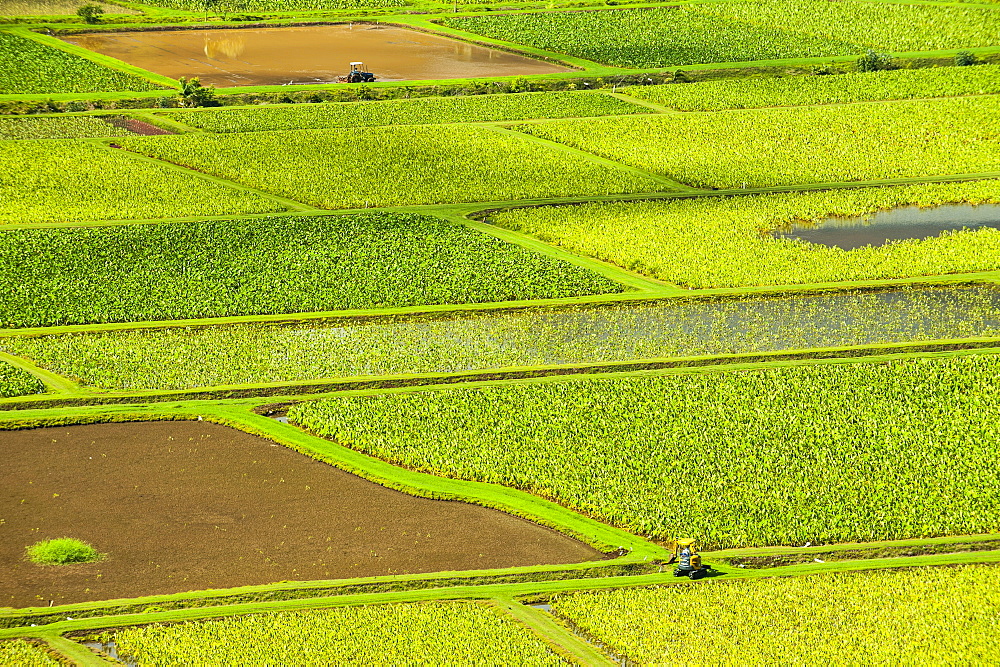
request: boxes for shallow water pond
[63,24,569,87]
[773,203,1000,250]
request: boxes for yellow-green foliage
[0,33,161,95]
[0,640,59,667]
[0,361,44,397]
[490,181,1000,288]
[113,603,563,665]
[289,354,1000,547]
[697,0,1000,53]
[516,95,1000,188]
[166,92,649,133]
[625,64,1000,111]
[0,141,283,224]
[117,126,664,210]
[0,116,134,140]
[7,286,1000,391]
[553,565,1000,664]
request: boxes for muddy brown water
[62,25,569,87]
[772,203,1000,250]
[0,421,601,608]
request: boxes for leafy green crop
[289,354,1000,547]
[442,8,857,69]
[0,213,622,327]
[0,141,283,224]
[118,126,664,209]
[553,566,1000,663]
[0,116,135,140]
[165,91,648,133]
[0,361,43,397]
[0,33,163,95]
[0,640,60,667]
[517,95,1000,189]
[6,286,1000,391]
[624,64,1000,112]
[696,0,1000,53]
[490,181,1000,288]
[112,603,561,665]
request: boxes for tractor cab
[339,61,376,83]
[669,538,713,580]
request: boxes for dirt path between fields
[0,421,602,608]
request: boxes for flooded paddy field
[773,203,1000,250]
[62,24,569,87]
[4,285,1000,392]
[0,421,600,607]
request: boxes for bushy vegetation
[553,566,1000,664]
[118,126,663,209]
[443,8,856,69]
[290,354,1000,547]
[696,0,1000,53]
[623,65,1000,111]
[0,116,135,140]
[0,361,44,397]
[0,141,283,224]
[517,96,1000,188]
[25,537,101,565]
[11,285,1000,391]
[0,33,162,95]
[112,603,561,665]
[0,213,622,327]
[490,181,1000,288]
[166,92,648,133]
[0,640,60,667]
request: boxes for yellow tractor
[668,538,712,580]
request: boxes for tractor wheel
[689,568,706,580]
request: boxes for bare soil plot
[0,421,601,608]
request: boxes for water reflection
[772,203,1000,250]
[204,35,246,61]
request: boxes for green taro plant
[514,95,1000,189]
[289,354,1000,548]
[621,64,1000,111]
[553,565,1000,663]
[489,180,1000,288]
[112,603,561,665]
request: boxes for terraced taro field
[2,0,1000,663]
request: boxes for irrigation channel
[772,202,1000,250]
[62,24,569,87]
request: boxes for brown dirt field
[0,421,603,608]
